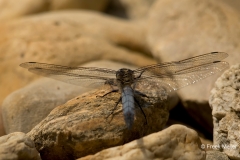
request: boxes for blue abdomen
[121,86,135,129]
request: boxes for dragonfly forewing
[133,52,229,96]
[20,62,117,89]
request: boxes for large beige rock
[209,64,240,159]
[79,125,205,160]
[147,0,240,135]
[0,10,154,106]
[0,0,109,21]
[147,0,240,64]
[0,132,41,160]
[27,85,169,160]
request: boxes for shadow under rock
[167,102,213,140]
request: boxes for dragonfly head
[116,68,134,85]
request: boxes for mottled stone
[79,125,205,160]
[0,132,41,160]
[209,64,240,159]
[27,86,169,160]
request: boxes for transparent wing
[133,52,229,96]
[20,62,117,88]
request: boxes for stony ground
[0,0,240,160]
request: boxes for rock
[0,10,155,106]
[27,85,169,160]
[79,125,205,160]
[147,0,240,64]
[0,132,41,160]
[147,0,240,135]
[209,64,240,159]
[106,0,156,19]
[0,0,109,21]
[2,78,84,134]
[206,151,230,160]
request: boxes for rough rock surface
[79,125,205,160]
[209,64,240,159]
[0,0,109,21]
[0,10,154,105]
[147,0,240,135]
[0,132,41,160]
[206,150,230,160]
[27,86,169,160]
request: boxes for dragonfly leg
[106,97,122,121]
[134,97,147,125]
[101,89,119,97]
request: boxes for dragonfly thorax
[116,68,135,86]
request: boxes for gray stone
[209,64,240,159]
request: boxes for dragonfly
[20,52,229,129]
